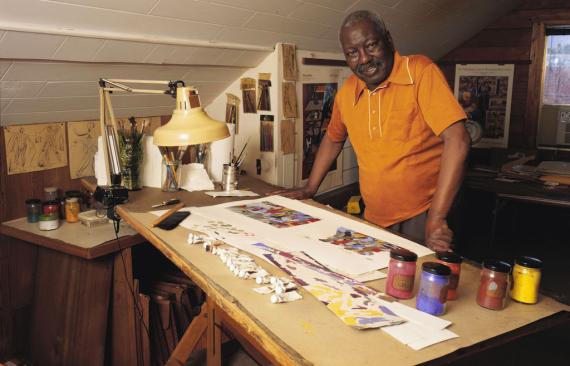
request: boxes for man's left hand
[425,216,453,252]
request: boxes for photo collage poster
[302,83,337,179]
[454,64,514,148]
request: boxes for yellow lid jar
[510,256,542,304]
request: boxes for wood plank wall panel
[0,237,38,359]
[438,0,570,149]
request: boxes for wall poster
[454,64,514,148]
[68,120,100,179]
[302,83,337,179]
[4,122,67,175]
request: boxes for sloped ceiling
[0,0,523,125]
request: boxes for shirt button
[372,126,377,130]
[372,110,376,114]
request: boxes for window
[538,28,570,146]
[543,29,570,105]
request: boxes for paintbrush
[234,141,248,166]
[152,202,185,227]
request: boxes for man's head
[340,10,395,90]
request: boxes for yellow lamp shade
[153,86,229,146]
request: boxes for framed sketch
[454,64,514,148]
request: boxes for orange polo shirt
[327,52,466,227]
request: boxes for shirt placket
[368,87,385,139]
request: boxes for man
[282,10,470,252]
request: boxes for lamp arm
[99,78,187,98]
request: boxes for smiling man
[282,10,470,251]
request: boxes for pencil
[152,202,185,227]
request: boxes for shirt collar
[353,51,414,105]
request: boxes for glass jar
[416,262,451,316]
[476,259,511,310]
[38,213,59,231]
[510,256,542,304]
[25,198,42,223]
[43,186,58,201]
[435,251,463,300]
[43,200,59,215]
[385,248,418,299]
[65,197,80,223]
[161,157,181,192]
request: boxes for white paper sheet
[382,322,458,350]
[180,163,215,191]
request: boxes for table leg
[166,303,208,366]
[206,299,222,366]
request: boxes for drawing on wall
[302,83,337,179]
[227,201,320,228]
[454,64,514,148]
[68,120,101,179]
[320,227,403,256]
[254,243,403,329]
[4,122,67,175]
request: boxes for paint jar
[476,259,511,310]
[510,256,542,304]
[25,198,42,223]
[65,197,80,223]
[222,164,239,191]
[43,186,58,201]
[65,190,83,207]
[416,262,451,316]
[435,251,463,300]
[385,248,418,299]
[42,200,60,216]
[38,214,59,231]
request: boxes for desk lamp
[96,79,230,216]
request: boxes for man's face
[340,19,394,90]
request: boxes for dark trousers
[387,210,428,244]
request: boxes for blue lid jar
[416,262,451,316]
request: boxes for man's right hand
[268,186,316,200]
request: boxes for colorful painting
[227,201,320,228]
[320,227,403,256]
[253,243,403,329]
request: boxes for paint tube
[270,291,302,304]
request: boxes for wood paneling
[439,0,570,149]
[29,246,113,366]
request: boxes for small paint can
[416,262,451,316]
[435,251,463,300]
[25,198,42,223]
[38,213,59,231]
[65,197,80,223]
[385,248,417,299]
[476,259,511,310]
[42,200,59,215]
[510,256,542,304]
[43,186,58,201]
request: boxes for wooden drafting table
[116,176,570,366]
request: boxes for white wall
[205,48,281,185]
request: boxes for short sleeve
[326,94,348,142]
[416,63,467,136]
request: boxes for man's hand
[268,186,316,200]
[425,215,453,252]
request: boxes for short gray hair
[340,10,389,40]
